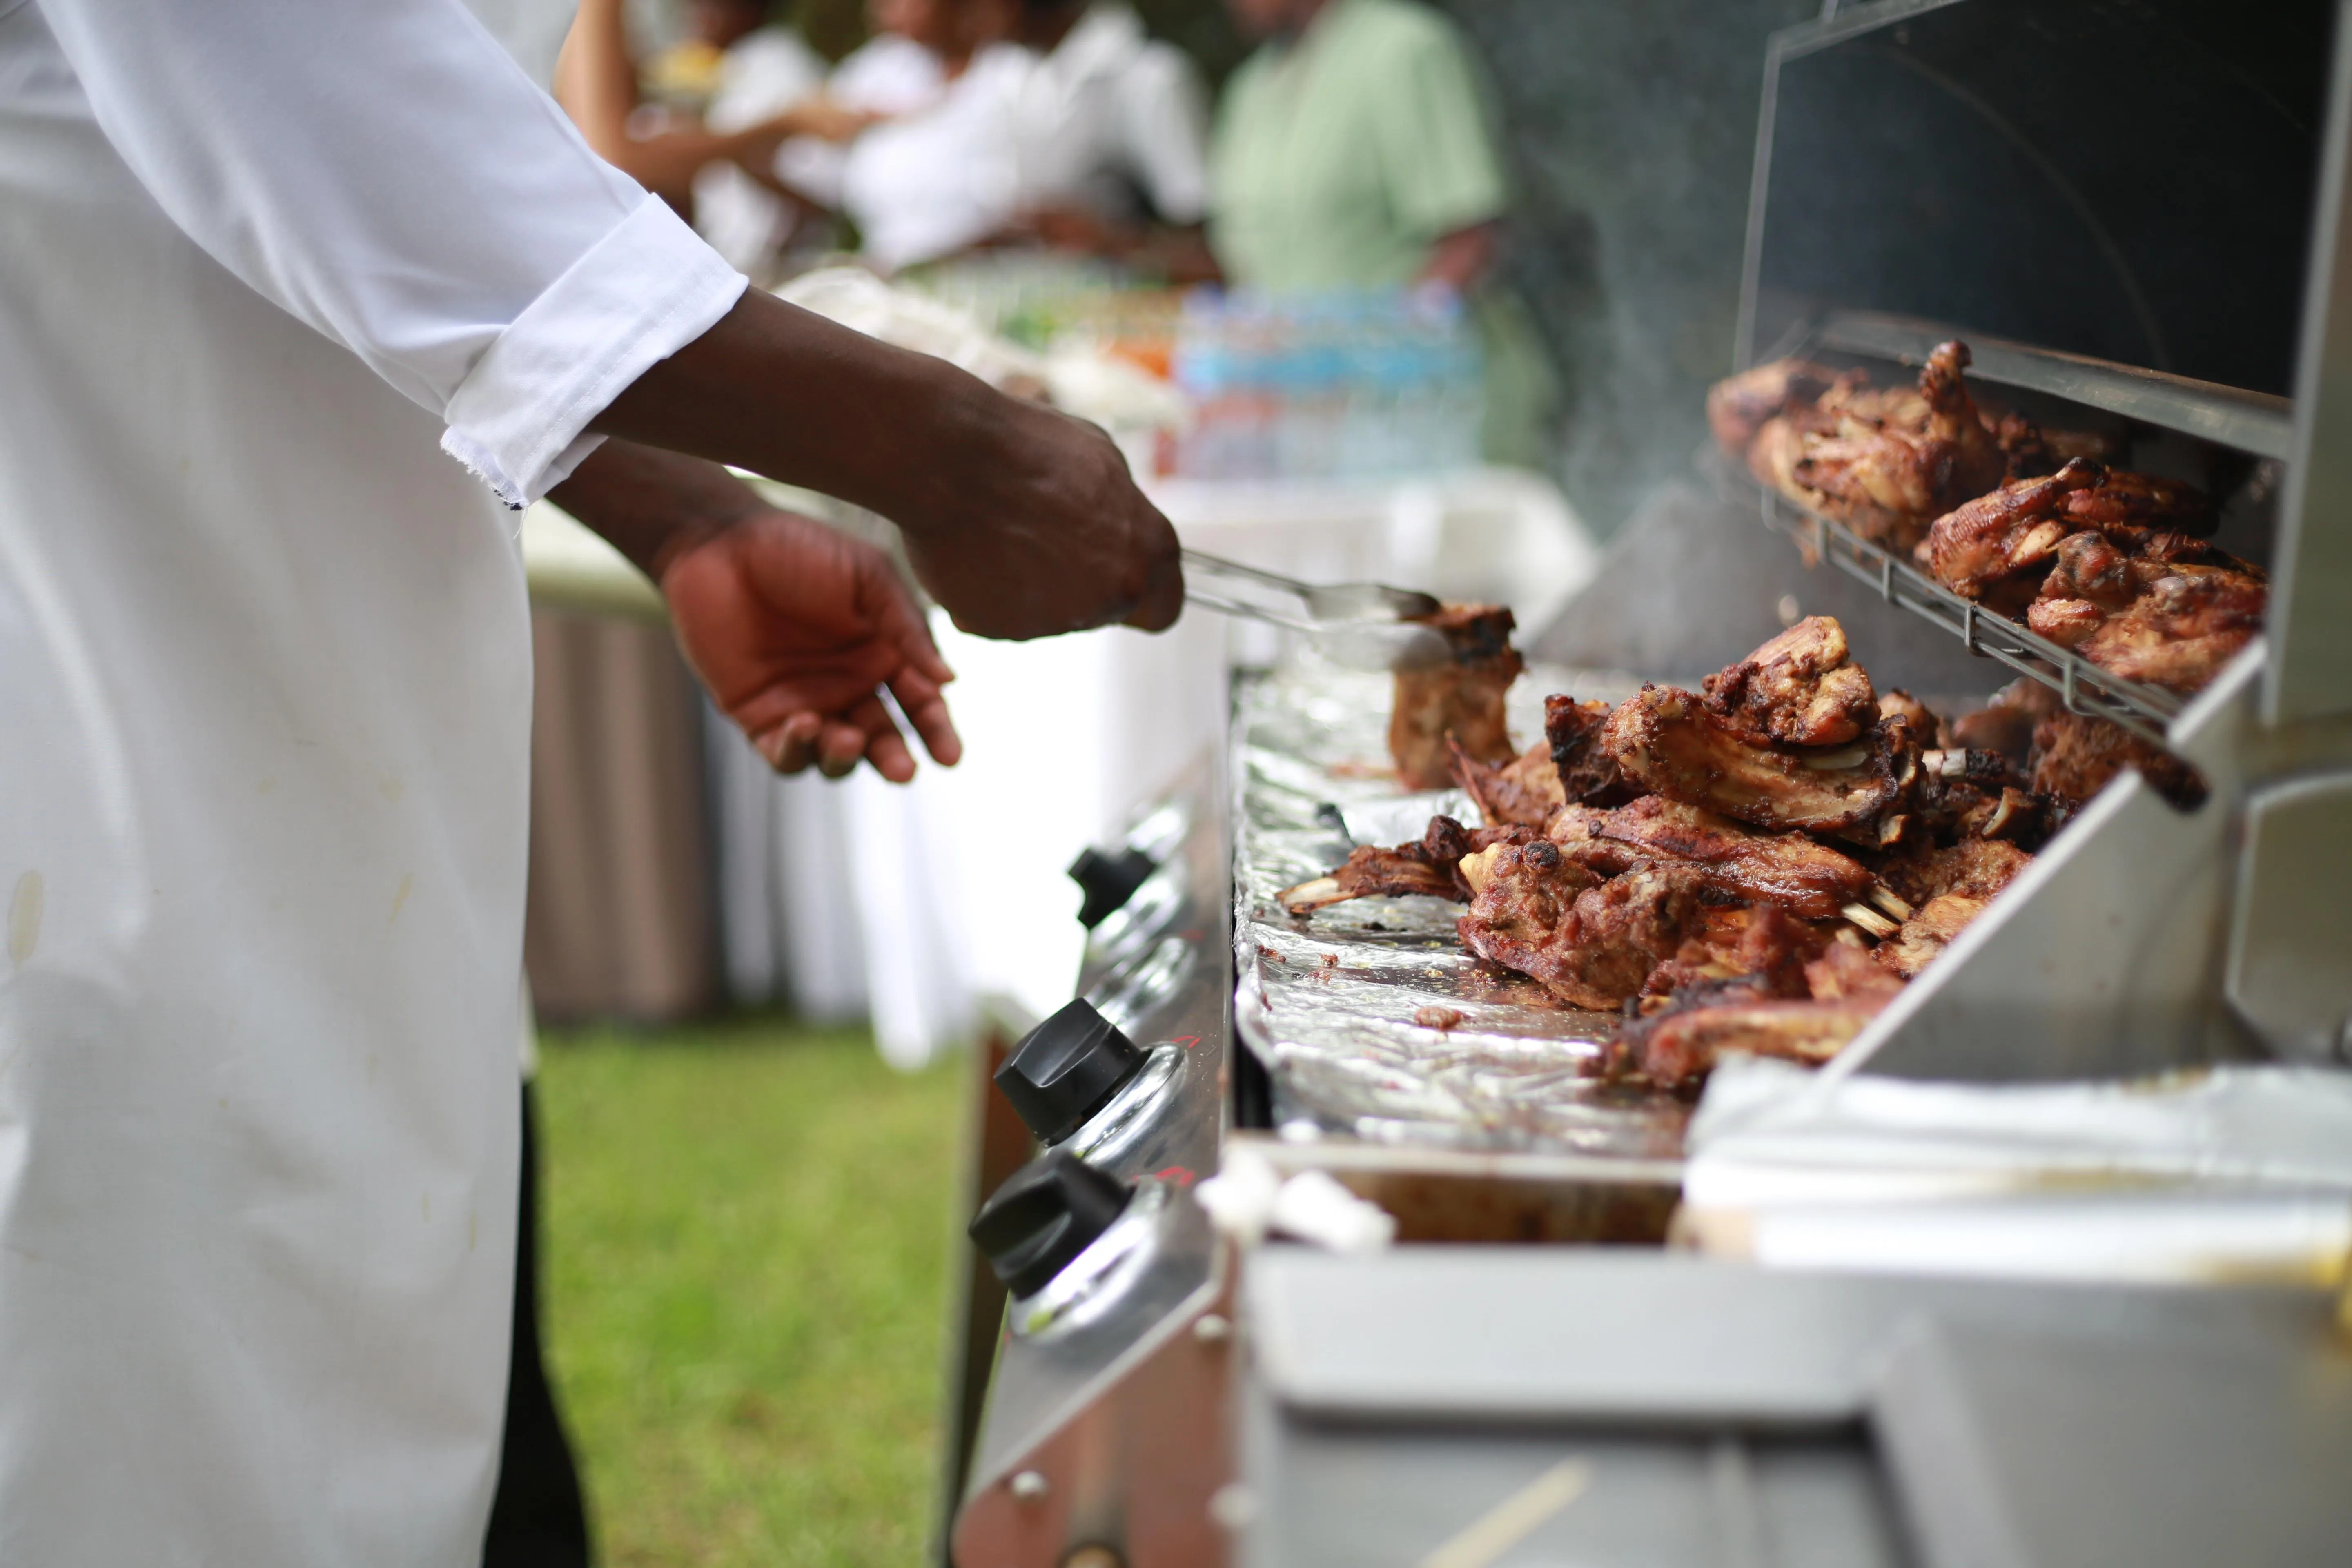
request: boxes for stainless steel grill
[941,1,2352,1563]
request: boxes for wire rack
[1753,486,2187,748]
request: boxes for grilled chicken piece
[1708,359,1841,454]
[1744,342,2009,552]
[1457,846,1707,1011]
[1604,684,1903,833]
[1450,736,1566,829]
[1920,457,2223,614]
[1389,603,1522,790]
[1277,816,1532,915]
[2029,712,2205,810]
[1701,615,1879,747]
[1585,796,1877,920]
[2075,567,2265,693]
[1544,695,1641,807]
[2058,470,2216,534]
[1916,459,2103,611]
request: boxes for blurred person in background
[773,0,957,218]
[829,0,1032,272]
[990,0,1220,282]
[1208,0,1555,465]
[683,0,836,274]
[557,0,873,215]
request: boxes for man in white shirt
[0,1,1178,1561]
[1005,0,1210,243]
[691,0,832,273]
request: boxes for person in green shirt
[1209,0,1557,466]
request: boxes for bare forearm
[588,290,1185,639]
[587,290,1001,538]
[1418,221,1500,295]
[547,440,770,582]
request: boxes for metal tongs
[1181,549,1452,670]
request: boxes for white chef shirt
[0,0,745,1561]
[1009,3,1209,227]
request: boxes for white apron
[0,2,743,1559]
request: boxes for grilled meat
[2029,712,2205,811]
[1948,677,2058,766]
[1545,695,1641,807]
[1603,683,1904,833]
[1707,359,1839,454]
[1277,815,1532,914]
[1877,688,1949,747]
[1587,796,1877,920]
[1702,615,1878,747]
[1743,341,2009,552]
[1627,997,1882,1089]
[2074,566,2265,693]
[1916,459,2103,611]
[1457,847,1708,1011]
[1450,737,1566,829]
[2058,470,2215,534]
[1389,603,1522,790]
[1874,892,1990,978]
[1876,837,2032,909]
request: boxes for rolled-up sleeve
[35,0,748,504]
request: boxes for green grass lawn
[533,1016,966,1568]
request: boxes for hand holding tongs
[1181,549,1451,670]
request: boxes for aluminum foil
[1231,661,1691,1156]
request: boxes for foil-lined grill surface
[1231,664,1691,1157]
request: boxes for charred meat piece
[1916,459,2103,611]
[2059,470,2216,535]
[1994,411,2059,478]
[1604,685,1903,833]
[2029,713,2205,811]
[1458,848,1707,1011]
[1626,996,1882,1090]
[1278,816,1532,915]
[1905,748,2042,847]
[1707,359,1840,455]
[1876,837,2032,909]
[1948,677,2058,767]
[1589,796,1877,920]
[1746,341,2010,553]
[1877,688,1949,747]
[1874,892,1990,979]
[1389,604,1522,790]
[1805,934,1906,1004]
[2075,566,2265,694]
[1702,615,1879,747]
[1544,695,1641,807]
[1450,736,1566,829]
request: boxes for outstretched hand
[659,510,961,783]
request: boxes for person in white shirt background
[690,0,835,271]
[0,3,1182,1566]
[994,0,1220,281]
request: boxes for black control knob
[1069,845,1156,929]
[995,998,1145,1143]
[969,1149,1135,1298]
